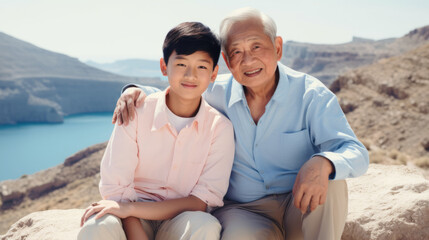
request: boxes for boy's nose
[184,67,197,80]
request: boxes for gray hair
[219,7,277,54]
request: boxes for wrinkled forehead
[225,18,268,48]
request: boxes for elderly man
[113,8,368,240]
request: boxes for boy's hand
[80,200,131,227]
[112,87,146,126]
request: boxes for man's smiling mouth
[244,68,262,76]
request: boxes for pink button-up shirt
[99,89,235,207]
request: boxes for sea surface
[0,112,115,181]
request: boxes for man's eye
[253,45,260,49]
[230,50,241,58]
[198,66,208,69]
[177,63,186,67]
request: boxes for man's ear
[210,65,219,83]
[160,58,168,76]
[275,36,283,61]
[222,52,231,70]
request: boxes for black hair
[163,22,221,69]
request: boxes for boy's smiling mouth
[181,82,198,88]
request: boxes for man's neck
[166,93,201,118]
[244,69,279,102]
[244,69,279,124]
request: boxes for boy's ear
[210,65,219,83]
[160,58,168,76]
[222,52,231,70]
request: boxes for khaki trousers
[212,180,348,240]
[77,211,221,240]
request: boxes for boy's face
[161,50,219,102]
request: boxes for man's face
[161,50,218,102]
[223,18,282,89]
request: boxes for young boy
[78,22,234,240]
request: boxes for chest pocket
[280,129,314,170]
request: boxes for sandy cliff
[332,42,429,160]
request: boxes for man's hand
[112,87,146,126]
[80,200,131,227]
[292,156,334,214]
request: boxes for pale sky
[1,0,428,63]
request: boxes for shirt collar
[227,63,290,108]
[270,63,290,103]
[152,87,206,133]
[228,77,245,108]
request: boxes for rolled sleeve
[99,115,140,202]
[190,118,235,207]
[308,89,369,180]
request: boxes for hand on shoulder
[112,87,146,126]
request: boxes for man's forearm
[126,195,207,220]
[122,83,161,95]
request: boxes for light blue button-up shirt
[135,62,369,203]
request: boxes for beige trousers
[212,180,348,240]
[77,211,221,240]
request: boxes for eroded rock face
[342,164,429,240]
[1,164,427,240]
[0,32,168,125]
[281,26,429,86]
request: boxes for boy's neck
[166,92,201,118]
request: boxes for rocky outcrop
[1,164,428,239]
[0,143,106,210]
[0,32,168,125]
[0,209,84,240]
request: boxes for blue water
[0,113,115,181]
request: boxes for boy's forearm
[128,195,207,220]
[122,217,148,240]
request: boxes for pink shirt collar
[151,87,206,133]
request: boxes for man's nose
[242,51,255,65]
